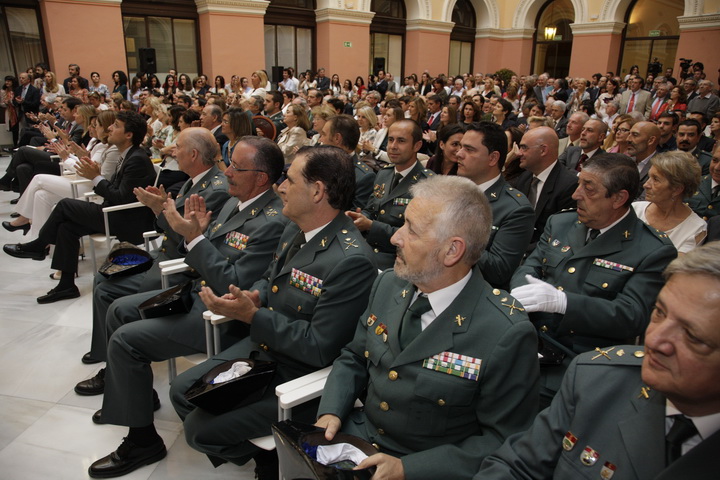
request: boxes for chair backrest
[152,163,162,187]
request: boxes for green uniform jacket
[362,161,433,270]
[511,209,676,352]
[318,267,540,480]
[480,177,535,288]
[687,174,720,220]
[478,347,718,480]
[353,153,376,211]
[248,212,379,379]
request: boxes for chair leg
[89,238,97,272]
[168,358,177,383]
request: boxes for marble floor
[0,154,255,479]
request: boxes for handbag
[98,241,153,278]
[272,420,377,480]
[137,281,193,318]
[184,351,276,414]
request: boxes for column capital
[570,21,626,36]
[315,8,375,25]
[406,19,454,34]
[475,28,535,40]
[677,13,720,31]
[194,0,269,16]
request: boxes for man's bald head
[626,121,660,160]
[518,126,559,173]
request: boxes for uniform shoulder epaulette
[641,223,673,244]
[263,205,281,218]
[487,287,529,324]
[333,226,364,256]
[383,163,395,169]
[503,185,532,205]
[210,175,228,189]
[558,207,578,214]
[575,345,645,366]
[356,161,372,174]
[421,168,434,177]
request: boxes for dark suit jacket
[94,145,158,243]
[427,111,442,131]
[316,76,330,91]
[13,84,41,116]
[212,126,228,147]
[559,146,605,171]
[554,116,568,138]
[478,348,720,480]
[512,162,578,252]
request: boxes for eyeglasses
[616,127,631,133]
[227,164,265,174]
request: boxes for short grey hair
[183,127,220,167]
[552,100,567,111]
[664,241,720,280]
[250,95,264,110]
[368,91,381,101]
[409,176,492,265]
[650,151,701,197]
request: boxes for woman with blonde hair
[356,106,378,154]
[277,104,311,163]
[604,114,635,153]
[407,97,428,130]
[309,105,336,146]
[633,151,706,252]
[41,71,65,105]
[246,70,267,99]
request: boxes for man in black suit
[62,63,89,92]
[426,94,443,131]
[559,118,607,171]
[12,72,41,135]
[511,126,577,253]
[200,104,228,147]
[315,67,330,91]
[374,70,388,99]
[3,111,156,304]
[550,100,568,138]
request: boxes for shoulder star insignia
[455,315,465,326]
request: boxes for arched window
[265,0,316,76]
[619,0,682,81]
[0,1,46,79]
[532,0,574,77]
[449,0,476,77]
[370,0,406,78]
[121,0,200,77]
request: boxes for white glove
[510,274,567,314]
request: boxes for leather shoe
[10,212,20,218]
[88,437,166,478]
[75,368,105,396]
[9,197,19,205]
[82,352,102,364]
[37,285,80,304]
[3,243,48,261]
[0,181,10,192]
[92,390,161,424]
[2,221,30,235]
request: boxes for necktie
[665,415,698,465]
[576,153,589,172]
[283,231,306,267]
[627,93,636,113]
[652,98,663,119]
[114,155,125,175]
[528,176,540,207]
[586,228,600,244]
[390,172,403,192]
[712,185,720,198]
[399,293,432,349]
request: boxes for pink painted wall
[474,38,506,74]
[197,13,266,80]
[40,0,126,84]
[569,33,623,78]
[405,30,450,77]
[316,21,371,82]
[674,27,720,80]
[475,37,533,75]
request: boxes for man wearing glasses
[85,136,288,478]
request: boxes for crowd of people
[1,59,719,479]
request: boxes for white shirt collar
[236,190,267,213]
[302,220,332,244]
[594,208,631,237]
[394,161,417,178]
[666,400,720,446]
[477,174,502,193]
[413,269,473,330]
[191,168,212,187]
[536,160,557,184]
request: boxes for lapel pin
[638,386,651,399]
[455,315,465,326]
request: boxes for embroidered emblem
[422,351,481,381]
[502,298,525,315]
[562,432,577,451]
[344,239,359,250]
[290,268,323,297]
[591,347,615,360]
[265,207,279,216]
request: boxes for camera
[647,58,663,78]
[679,58,693,72]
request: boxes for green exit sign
[343,41,352,47]
[649,30,660,37]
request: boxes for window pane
[459,42,471,76]
[124,17,147,73]
[6,7,43,75]
[173,19,197,76]
[265,25,276,74]
[276,25,296,71]
[148,17,173,74]
[649,39,678,76]
[621,39,651,78]
[371,33,388,74]
[627,0,682,37]
[0,10,14,80]
[449,41,461,77]
[296,28,312,74]
[536,0,574,41]
[387,34,402,79]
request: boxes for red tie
[576,153,588,172]
[651,98,663,119]
[627,93,636,113]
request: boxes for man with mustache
[677,119,712,176]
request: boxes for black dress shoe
[37,285,80,304]
[88,437,166,478]
[0,181,11,192]
[93,390,161,424]
[10,212,20,218]
[75,368,105,396]
[9,197,19,205]
[2,221,30,235]
[3,243,48,261]
[82,352,102,364]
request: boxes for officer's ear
[443,237,466,267]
